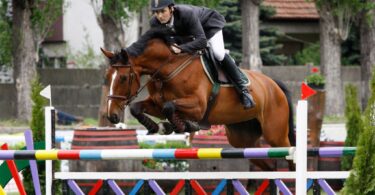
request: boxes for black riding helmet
[151,0,174,11]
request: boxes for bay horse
[101,32,295,171]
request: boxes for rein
[107,52,199,106]
[162,53,198,82]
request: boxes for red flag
[301,82,316,100]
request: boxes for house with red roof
[262,0,320,61]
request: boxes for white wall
[63,0,139,55]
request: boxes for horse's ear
[101,48,114,59]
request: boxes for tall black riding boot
[221,54,255,109]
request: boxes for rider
[150,0,256,109]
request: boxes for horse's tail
[273,79,296,146]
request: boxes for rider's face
[154,7,173,24]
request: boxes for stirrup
[241,91,255,109]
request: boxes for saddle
[196,47,251,129]
[201,47,249,86]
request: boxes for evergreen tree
[341,84,363,170]
[215,0,286,65]
[341,70,375,195]
[259,26,287,65]
[22,76,48,194]
[23,77,62,194]
[294,42,320,66]
[29,76,47,142]
[216,0,242,61]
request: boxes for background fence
[0,66,361,119]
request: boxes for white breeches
[208,30,226,61]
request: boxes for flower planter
[307,83,325,90]
[307,88,326,172]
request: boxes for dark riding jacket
[150,4,225,53]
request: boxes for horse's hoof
[173,128,185,134]
[158,122,174,135]
[146,128,159,135]
[185,121,201,132]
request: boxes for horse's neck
[139,51,189,75]
[139,40,198,78]
[137,42,171,73]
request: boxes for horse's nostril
[108,114,119,124]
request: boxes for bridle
[107,52,199,107]
[107,64,139,106]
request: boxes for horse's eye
[120,75,127,83]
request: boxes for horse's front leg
[130,98,186,135]
[129,98,164,134]
[161,98,204,133]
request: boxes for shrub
[341,84,363,170]
[294,42,320,66]
[341,70,375,195]
[22,76,61,194]
[140,141,189,172]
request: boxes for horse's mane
[126,27,174,57]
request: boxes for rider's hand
[171,44,181,54]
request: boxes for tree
[216,0,242,61]
[217,0,285,67]
[293,24,362,66]
[138,3,151,37]
[314,0,368,115]
[294,42,320,66]
[341,70,375,195]
[360,0,375,110]
[241,0,262,71]
[259,26,287,66]
[11,0,63,121]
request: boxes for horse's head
[101,48,141,124]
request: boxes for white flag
[40,85,51,100]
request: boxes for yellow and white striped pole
[45,106,55,195]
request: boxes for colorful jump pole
[0,147,356,160]
[24,130,41,195]
[0,144,26,195]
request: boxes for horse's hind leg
[249,139,274,171]
[226,120,273,171]
[261,113,295,171]
[161,101,186,133]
